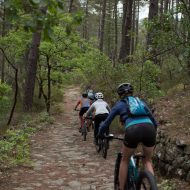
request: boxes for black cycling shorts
[79,107,89,116]
[124,123,156,148]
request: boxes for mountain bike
[95,130,109,159]
[96,135,109,159]
[81,116,94,141]
[106,134,158,190]
[81,117,88,141]
[74,109,88,141]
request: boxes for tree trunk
[119,0,133,63]
[147,0,159,48]
[46,56,51,113]
[0,3,5,83]
[69,0,74,13]
[7,68,18,125]
[135,0,140,48]
[113,0,118,67]
[164,0,169,13]
[0,48,18,125]
[83,0,89,39]
[176,0,179,22]
[23,30,42,112]
[106,0,111,56]
[160,0,164,15]
[99,0,107,52]
[131,0,136,55]
[187,0,190,76]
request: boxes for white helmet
[95,92,104,99]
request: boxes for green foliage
[38,112,54,124]
[19,111,55,128]
[0,127,36,167]
[130,60,163,99]
[70,43,163,104]
[0,29,31,64]
[4,0,66,40]
[0,82,11,122]
[143,3,190,90]
[158,180,176,190]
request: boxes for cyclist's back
[75,92,90,130]
[91,99,110,115]
[98,83,157,190]
[86,92,110,144]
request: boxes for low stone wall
[154,129,190,182]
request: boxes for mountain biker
[85,92,111,144]
[98,83,157,190]
[74,92,91,131]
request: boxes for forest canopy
[0,0,189,126]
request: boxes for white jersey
[86,99,110,116]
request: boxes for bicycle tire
[114,153,122,190]
[82,123,87,141]
[95,138,102,153]
[102,138,108,159]
[136,170,158,190]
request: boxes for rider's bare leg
[142,146,154,175]
[119,144,135,190]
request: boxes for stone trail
[0,87,122,190]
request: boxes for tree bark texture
[99,0,107,52]
[83,0,89,39]
[69,0,74,13]
[119,0,133,63]
[135,0,140,48]
[7,68,18,125]
[23,31,42,111]
[113,0,118,67]
[164,0,169,13]
[147,0,158,48]
[131,0,136,55]
[46,56,51,113]
[0,3,5,83]
[160,0,164,15]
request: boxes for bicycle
[81,117,88,141]
[105,134,158,190]
[95,131,109,159]
[74,109,88,141]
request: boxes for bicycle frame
[81,119,87,141]
[106,134,157,190]
[81,116,94,141]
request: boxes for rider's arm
[85,104,95,117]
[106,105,111,113]
[75,100,81,110]
[99,102,122,133]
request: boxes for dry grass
[155,86,190,144]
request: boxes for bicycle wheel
[114,153,122,190]
[102,138,108,159]
[82,123,87,141]
[136,170,158,190]
[95,138,102,153]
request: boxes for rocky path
[1,87,122,190]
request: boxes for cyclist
[85,92,111,145]
[98,83,157,190]
[74,92,90,132]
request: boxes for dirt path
[1,87,121,190]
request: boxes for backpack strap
[121,96,132,116]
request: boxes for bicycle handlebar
[104,134,124,141]
[84,116,93,120]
